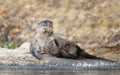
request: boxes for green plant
[2,42,16,49]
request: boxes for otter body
[30,20,111,61]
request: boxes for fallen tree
[0,42,120,71]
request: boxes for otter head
[37,20,53,36]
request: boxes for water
[0,70,119,75]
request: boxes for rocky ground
[0,0,120,61]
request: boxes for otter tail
[81,52,115,62]
[76,45,114,62]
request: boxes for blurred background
[0,0,120,61]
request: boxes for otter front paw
[34,51,42,59]
[30,50,42,60]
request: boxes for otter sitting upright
[30,20,105,60]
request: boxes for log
[0,42,120,71]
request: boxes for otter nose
[43,28,49,32]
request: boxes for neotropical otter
[30,20,108,60]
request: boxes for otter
[30,20,108,60]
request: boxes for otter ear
[38,22,42,27]
[47,21,53,27]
